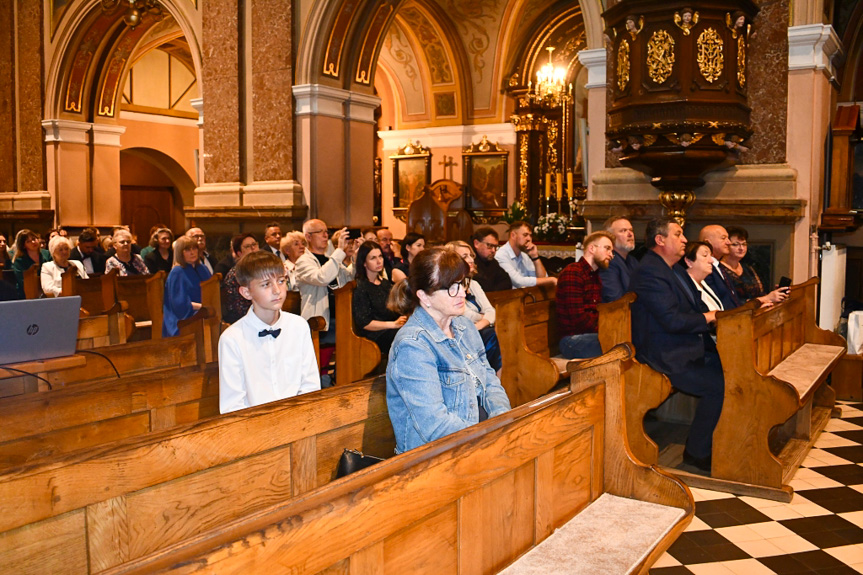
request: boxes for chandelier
[531,47,570,105]
[100,0,163,29]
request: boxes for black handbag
[336,449,384,478]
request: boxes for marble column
[294,85,381,227]
[16,0,44,195]
[0,0,13,196]
[577,48,607,213]
[786,24,841,280]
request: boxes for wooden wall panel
[0,510,88,575]
[383,505,458,574]
[552,428,595,527]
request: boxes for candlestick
[556,172,562,201]
[545,173,551,199]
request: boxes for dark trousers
[667,351,725,460]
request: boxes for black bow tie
[258,328,281,338]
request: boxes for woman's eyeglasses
[447,278,470,297]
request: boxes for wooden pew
[599,280,846,501]
[711,278,845,500]
[598,292,673,467]
[0,364,218,468]
[102,345,693,575]
[21,264,41,299]
[0,378,394,574]
[176,274,222,363]
[334,281,382,384]
[0,325,205,398]
[488,284,571,406]
[114,271,166,340]
[61,267,118,314]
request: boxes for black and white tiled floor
[651,401,863,574]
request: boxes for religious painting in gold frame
[462,136,508,222]
[390,141,432,220]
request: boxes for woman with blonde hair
[280,231,307,291]
[163,234,212,336]
[445,240,501,371]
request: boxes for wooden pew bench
[599,279,845,502]
[114,271,166,340]
[334,280,382,384]
[488,284,575,406]
[0,364,218,468]
[0,377,394,574]
[102,345,693,575]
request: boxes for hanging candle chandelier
[100,0,163,29]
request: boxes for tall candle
[556,172,563,201]
[567,171,573,196]
[545,173,551,199]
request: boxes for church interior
[4,0,863,573]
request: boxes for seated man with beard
[555,231,615,359]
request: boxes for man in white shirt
[494,220,557,289]
[295,219,352,344]
[219,251,320,414]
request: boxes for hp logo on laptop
[26,324,39,336]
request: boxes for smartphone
[778,276,792,289]
[347,228,361,240]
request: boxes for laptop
[0,296,82,364]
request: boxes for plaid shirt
[556,257,601,338]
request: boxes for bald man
[700,225,786,309]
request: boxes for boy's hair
[235,251,285,287]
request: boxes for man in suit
[70,230,105,274]
[629,218,724,473]
[599,215,639,302]
[700,224,786,308]
[264,222,286,262]
[187,227,218,275]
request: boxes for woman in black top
[144,228,174,274]
[352,240,407,358]
[391,232,425,283]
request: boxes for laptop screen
[0,296,82,365]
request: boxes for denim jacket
[386,307,511,454]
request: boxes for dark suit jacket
[599,250,639,302]
[214,254,235,278]
[704,265,740,310]
[69,246,106,274]
[629,250,713,375]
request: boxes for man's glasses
[447,278,470,297]
[479,241,499,251]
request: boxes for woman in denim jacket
[386,248,511,454]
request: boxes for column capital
[42,119,90,144]
[90,124,126,147]
[190,97,204,127]
[348,92,382,124]
[788,24,842,77]
[578,48,607,89]
[293,84,348,119]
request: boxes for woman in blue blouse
[163,234,212,336]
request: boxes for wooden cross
[438,155,458,180]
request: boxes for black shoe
[682,450,712,474]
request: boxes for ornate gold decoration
[464,135,503,154]
[100,0,162,29]
[697,28,723,83]
[652,122,663,130]
[711,133,727,146]
[510,112,548,132]
[647,30,675,84]
[396,140,430,156]
[617,40,631,91]
[518,134,529,203]
[658,190,696,226]
[674,10,699,35]
[625,15,644,40]
[737,36,746,87]
[726,12,750,39]
[547,120,560,173]
[642,134,657,147]
[708,121,719,129]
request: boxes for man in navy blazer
[630,218,724,473]
[599,215,639,302]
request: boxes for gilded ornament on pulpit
[696,28,723,83]
[737,36,746,87]
[726,12,750,39]
[647,30,675,84]
[674,9,699,36]
[617,40,631,91]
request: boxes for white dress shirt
[218,306,321,414]
[494,242,537,288]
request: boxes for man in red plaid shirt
[556,231,616,359]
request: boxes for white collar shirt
[218,306,321,414]
[494,241,537,288]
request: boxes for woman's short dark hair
[387,247,469,315]
[725,226,749,241]
[399,232,425,261]
[231,233,256,255]
[355,240,382,282]
[683,240,712,263]
[13,229,37,261]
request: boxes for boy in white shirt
[219,251,321,414]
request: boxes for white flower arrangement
[534,212,569,242]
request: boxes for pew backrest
[115,271,166,339]
[334,281,382,384]
[61,268,118,315]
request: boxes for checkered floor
[650,401,863,574]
